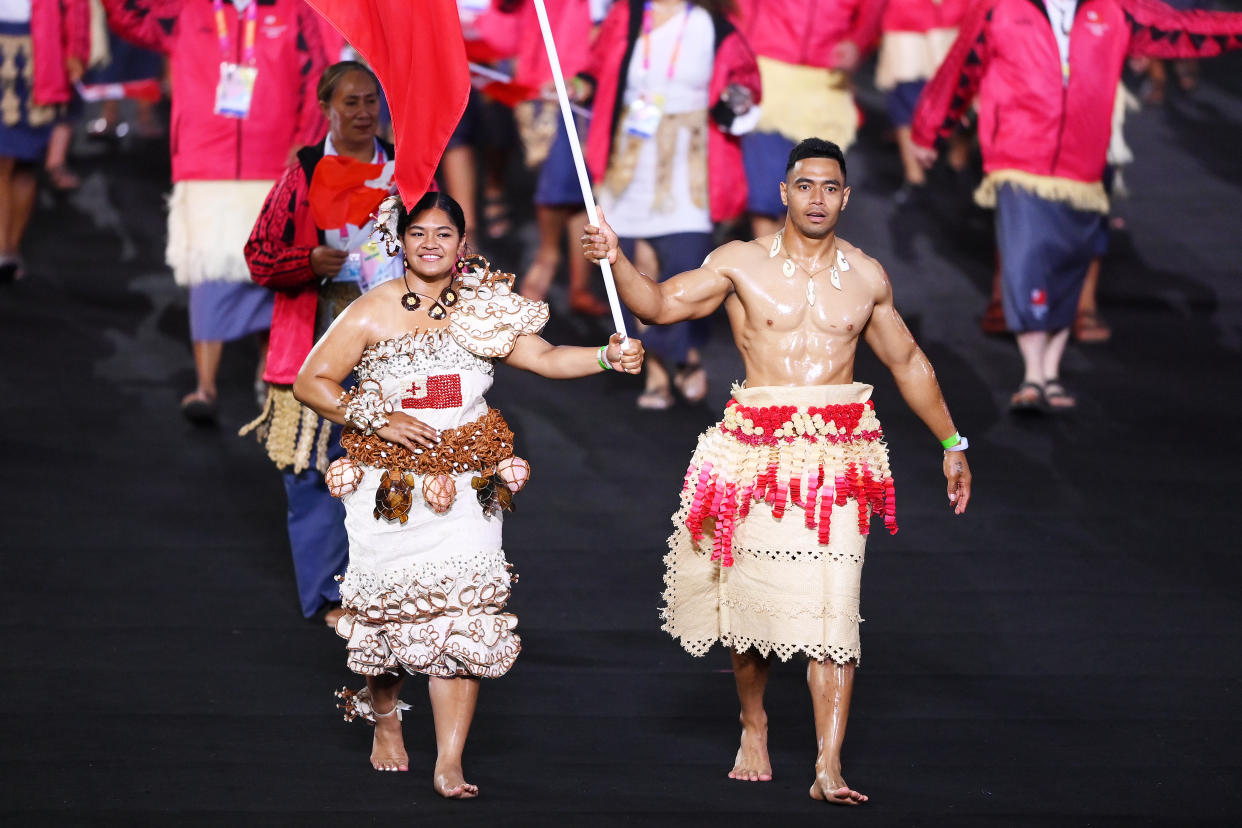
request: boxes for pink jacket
[880,0,968,33]
[734,0,883,68]
[103,0,327,182]
[466,0,596,97]
[581,0,761,223]
[30,0,91,106]
[913,0,1242,185]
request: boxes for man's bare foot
[728,714,772,781]
[809,763,867,805]
[433,762,478,799]
[370,713,408,772]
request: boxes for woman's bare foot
[433,762,478,799]
[809,763,867,805]
[370,713,408,772]
[728,714,772,781]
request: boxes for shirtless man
[583,137,972,804]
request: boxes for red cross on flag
[305,0,470,207]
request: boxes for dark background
[2,51,1240,827]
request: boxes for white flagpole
[531,0,628,339]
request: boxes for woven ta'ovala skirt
[661,382,898,666]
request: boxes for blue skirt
[188,280,274,342]
[0,21,61,161]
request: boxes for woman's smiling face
[403,208,465,281]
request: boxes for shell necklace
[769,229,849,305]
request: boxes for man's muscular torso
[711,233,885,387]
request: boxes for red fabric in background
[308,155,389,229]
[305,0,470,206]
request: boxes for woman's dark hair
[317,60,380,105]
[398,191,467,238]
[693,0,736,15]
[785,138,848,181]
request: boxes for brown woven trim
[341,407,514,476]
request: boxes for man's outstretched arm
[582,208,733,325]
[864,269,972,514]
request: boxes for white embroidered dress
[334,270,548,680]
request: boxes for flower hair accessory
[372,193,404,257]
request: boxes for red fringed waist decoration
[720,398,883,446]
[683,400,898,568]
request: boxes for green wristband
[597,344,613,371]
[940,431,961,449]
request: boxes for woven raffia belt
[340,407,514,476]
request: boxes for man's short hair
[785,138,847,181]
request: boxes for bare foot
[809,763,867,805]
[727,714,772,781]
[370,714,408,772]
[433,762,478,799]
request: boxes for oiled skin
[583,155,972,805]
[584,156,971,513]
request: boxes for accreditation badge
[357,240,402,293]
[622,97,662,139]
[215,62,258,119]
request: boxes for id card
[337,251,362,283]
[215,62,258,119]
[622,97,662,138]
[357,240,402,293]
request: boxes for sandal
[482,194,511,240]
[569,290,609,317]
[1008,381,1047,414]
[674,363,709,404]
[1042,378,1077,411]
[1073,309,1112,344]
[180,390,219,424]
[637,387,675,410]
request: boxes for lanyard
[212,0,258,67]
[641,1,692,83]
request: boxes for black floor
[4,57,1242,826]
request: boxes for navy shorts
[742,130,794,218]
[534,115,589,207]
[995,184,1104,333]
[886,80,925,128]
[618,233,713,364]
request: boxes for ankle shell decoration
[325,457,363,498]
[496,456,530,493]
[422,474,456,514]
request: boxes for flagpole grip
[531,0,628,341]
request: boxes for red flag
[305,0,470,207]
[309,155,393,229]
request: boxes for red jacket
[467,0,598,98]
[581,0,761,224]
[734,0,883,67]
[245,139,394,384]
[912,0,1242,185]
[30,0,91,106]
[881,0,969,33]
[103,0,327,182]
